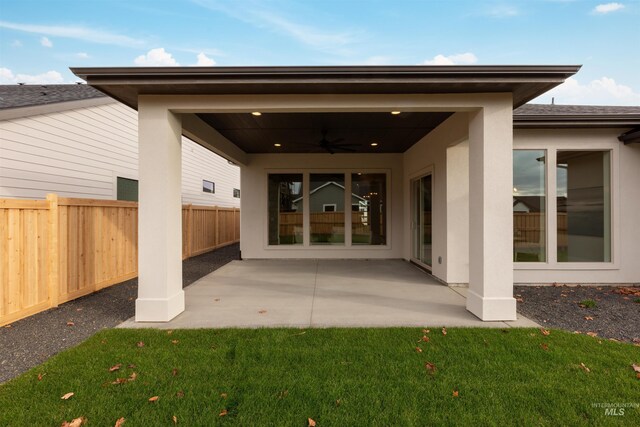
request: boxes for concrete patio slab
[118,259,539,329]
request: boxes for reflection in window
[513,150,546,262]
[351,173,387,245]
[557,151,611,262]
[268,174,303,245]
[310,174,345,245]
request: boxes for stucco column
[466,100,516,321]
[135,100,185,321]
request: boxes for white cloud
[10,39,22,47]
[40,36,52,47]
[535,76,640,106]
[192,0,358,55]
[0,67,65,84]
[422,52,478,65]
[134,48,179,66]
[0,20,145,48]
[194,52,216,66]
[76,52,90,59]
[593,3,625,13]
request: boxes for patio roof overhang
[71,65,581,154]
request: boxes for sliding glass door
[412,174,433,269]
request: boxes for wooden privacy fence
[513,212,568,249]
[0,195,239,326]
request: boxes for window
[117,177,138,202]
[268,174,303,245]
[352,173,387,245]
[557,151,611,262]
[310,174,345,245]
[322,204,336,212]
[203,180,215,194]
[513,150,546,262]
[233,188,240,198]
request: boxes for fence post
[233,208,238,242]
[215,206,219,247]
[46,193,59,308]
[185,204,193,259]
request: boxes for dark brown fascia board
[618,128,640,144]
[70,65,581,80]
[514,114,640,128]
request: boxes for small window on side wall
[117,177,138,202]
[203,180,215,194]
[233,188,240,198]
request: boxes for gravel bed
[0,243,239,384]
[515,284,640,343]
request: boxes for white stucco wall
[513,128,640,284]
[402,112,470,284]
[240,153,404,259]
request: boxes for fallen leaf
[415,347,423,353]
[258,310,267,314]
[111,378,127,385]
[109,364,122,372]
[3,324,12,328]
[114,417,125,427]
[516,298,524,303]
[612,287,640,297]
[219,409,228,417]
[128,372,137,382]
[136,341,145,348]
[584,316,594,321]
[66,321,75,327]
[61,392,74,400]
[171,340,179,344]
[308,418,316,427]
[421,336,430,343]
[76,308,83,312]
[632,364,640,373]
[452,390,459,397]
[540,328,550,336]
[574,331,582,334]
[127,364,136,369]
[335,399,341,406]
[425,362,437,374]
[441,327,447,336]
[221,393,228,399]
[171,368,178,377]
[540,343,549,351]
[38,373,45,381]
[61,417,86,427]
[167,330,173,335]
[422,329,430,334]
[172,415,177,425]
[586,331,598,337]
[176,390,185,398]
[580,363,591,373]
[148,396,159,403]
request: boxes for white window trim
[513,143,620,271]
[263,168,391,250]
[322,203,337,212]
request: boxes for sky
[1,0,639,105]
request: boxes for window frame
[202,179,215,194]
[513,144,618,271]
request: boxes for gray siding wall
[0,101,240,207]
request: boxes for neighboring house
[0,84,240,207]
[69,65,640,323]
[292,181,367,212]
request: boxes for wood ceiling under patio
[197,111,454,153]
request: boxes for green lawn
[1,328,639,426]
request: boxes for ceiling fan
[316,129,360,154]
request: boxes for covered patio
[119,259,538,329]
[72,65,580,324]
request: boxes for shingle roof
[0,84,106,110]
[514,104,640,116]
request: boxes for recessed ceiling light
[370,142,379,147]
[251,111,262,116]
[274,143,282,147]
[391,111,401,115]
